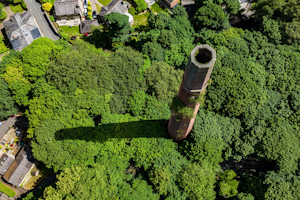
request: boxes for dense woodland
[1,0,300,199]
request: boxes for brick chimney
[168,44,216,141]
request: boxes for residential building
[80,19,99,33]
[99,0,133,23]
[54,0,82,26]
[3,11,42,51]
[3,145,35,187]
[161,0,179,8]
[54,0,81,19]
[0,153,15,176]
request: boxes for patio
[56,18,81,26]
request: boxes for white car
[0,121,2,126]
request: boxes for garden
[150,3,164,13]
[59,26,80,34]
[98,0,111,6]
[10,0,26,13]
[0,182,15,197]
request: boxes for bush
[87,11,92,16]
[129,6,137,15]
[42,2,53,12]
[88,1,91,5]
[49,15,55,22]
[134,0,147,13]
[87,5,92,11]
[0,4,7,22]
[21,0,27,9]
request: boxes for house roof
[99,0,128,16]
[3,145,35,186]
[80,19,99,33]
[54,0,81,16]
[3,11,42,51]
[0,153,15,175]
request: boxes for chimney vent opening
[195,48,212,64]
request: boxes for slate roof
[99,0,128,16]
[80,19,99,33]
[54,0,81,16]
[3,11,42,51]
[3,145,35,187]
[0,154,15,175]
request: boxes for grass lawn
[98,0,111,6]
[132,12,150,28]
[96,4,102,13]
[0,33,9,54]
[151,3,164,13]
[0,182,15,197]
[60,26,80,34]
[10,4,25,13]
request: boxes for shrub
[133,0,147,13]
[49,15,55,22]
[0,3,7,22]
[21,0,27,9]
[42,2,53,12]
[87,5,92,11]
[87,11,92,16]
[129,6,137,15]
[88,1,91,5]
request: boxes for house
[54,0,81,19]
[0,153,15,175]
[3,145,35,187]
[99,0,133,23]
[161,0,179,8]
[80,19,99,33]
[3,11,42,51]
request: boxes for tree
[0,3,7,22]
[0,78,17,119]
[42,2,52,12]
[194,3,230,31]
[264,171,300,200]
[178,162,216,200]
[133,0,147,13]
[105,13,132,44]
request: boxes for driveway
[0,117,16,141]
[23,0,59,41]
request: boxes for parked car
[16,129,22,136]
[0,121,2,126]
[92,11,97,19]
[84,0,88,8]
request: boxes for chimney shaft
[168,44,216,141]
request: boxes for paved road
[23,0,59,41]
[0,117,16,140]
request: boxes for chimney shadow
[54,119,170,143]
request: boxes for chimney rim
[190,44,216,68]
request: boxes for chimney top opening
[195,48,212,64]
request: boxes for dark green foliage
[105,12,132,44]
[181,109,242,167]
[133,0,147,13]
[195,0,240,14]
[144,61,183,105]
[0,78,17,119]
[140,7,195,68]
[178,162,216,200]
[194,3,230,31]
[253,0,300,44]
[264,171,300,200]
[108,46,147,113]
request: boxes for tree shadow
[55,119,170,143]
